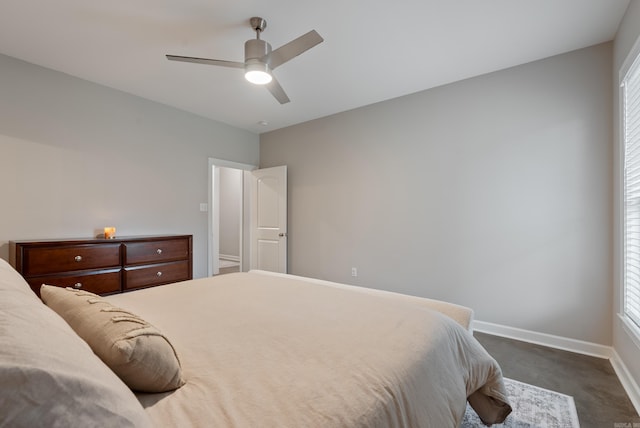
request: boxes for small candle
[104,227,116,239]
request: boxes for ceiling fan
[166,17,323,104]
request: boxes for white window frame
[621,41,640,340]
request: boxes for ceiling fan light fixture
[245,69,272,85]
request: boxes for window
[623,49,640,332]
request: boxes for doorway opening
[208,158,257,277]
[218,167,242,274]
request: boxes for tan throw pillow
[41,285,185,393]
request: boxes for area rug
[461,378,580,427]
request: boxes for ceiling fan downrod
[250,17,267,40]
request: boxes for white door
[249,166,287,273]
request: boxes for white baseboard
[219,254,240,262]
[473,320,640,415]
[473,320,612,358]
[610,348,640,416]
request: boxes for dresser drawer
[123,260,190,291]
[27,269,122,297]
[20,244,121,276]
[124,239,189,265]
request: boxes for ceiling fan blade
[266,76,290,104]
[269,30,323,70]
[166,55,244,69]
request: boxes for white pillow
[0,259,152,427]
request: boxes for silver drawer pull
[74,255,83,262]
[73,282,83,289]
[156,249,163,255]
[156,271,163,277]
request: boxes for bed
[0,258,511,427]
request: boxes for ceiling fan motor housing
[245,39,272,70]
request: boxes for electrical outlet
[351,267,357,277]
[199,203,208,212]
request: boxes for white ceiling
[0,0,631,134]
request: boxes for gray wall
[613,0,640,400]
[261,43,613,345]
[0,54,259,278]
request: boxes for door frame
[208,158,257,277]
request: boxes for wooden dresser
[9,235,192,297]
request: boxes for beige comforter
[106,271,510,427]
